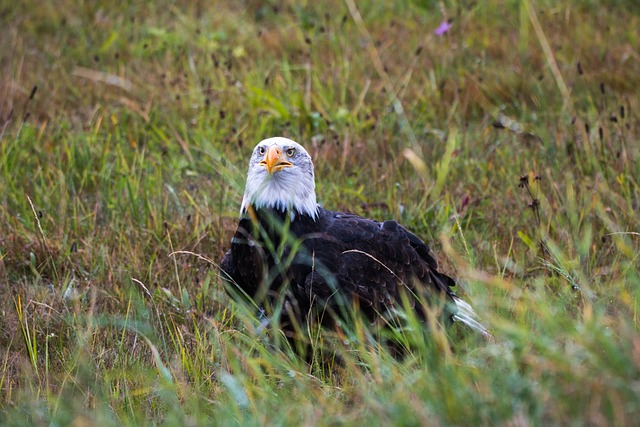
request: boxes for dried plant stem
[526,1,574,114]
[344,0,419,152]
[27,195,58,283]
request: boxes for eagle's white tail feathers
[453,297,492,339]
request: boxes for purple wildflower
[434,20,452,36]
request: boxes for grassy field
[1,0,639,425]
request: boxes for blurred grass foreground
[1,1,639,425]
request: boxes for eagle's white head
[241,137,318,220]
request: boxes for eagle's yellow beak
[259,146,292,175]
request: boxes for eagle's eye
[286,148,296,157]
[257,146,266,156]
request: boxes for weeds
[1,0,640,425]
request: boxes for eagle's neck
[241,172,318,221]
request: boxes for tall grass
[1,0,639,425]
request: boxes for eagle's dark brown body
[220,206,458,326]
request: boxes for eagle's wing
[219,218,268,301]
[299,208,456,319]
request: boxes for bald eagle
[220,137,488,338]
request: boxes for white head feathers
[241,137,318,220]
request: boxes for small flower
[434,20,452,36]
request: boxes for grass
[1,0,639,425]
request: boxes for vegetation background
[1,0,639,425]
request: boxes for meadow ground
[1,0,639,425]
